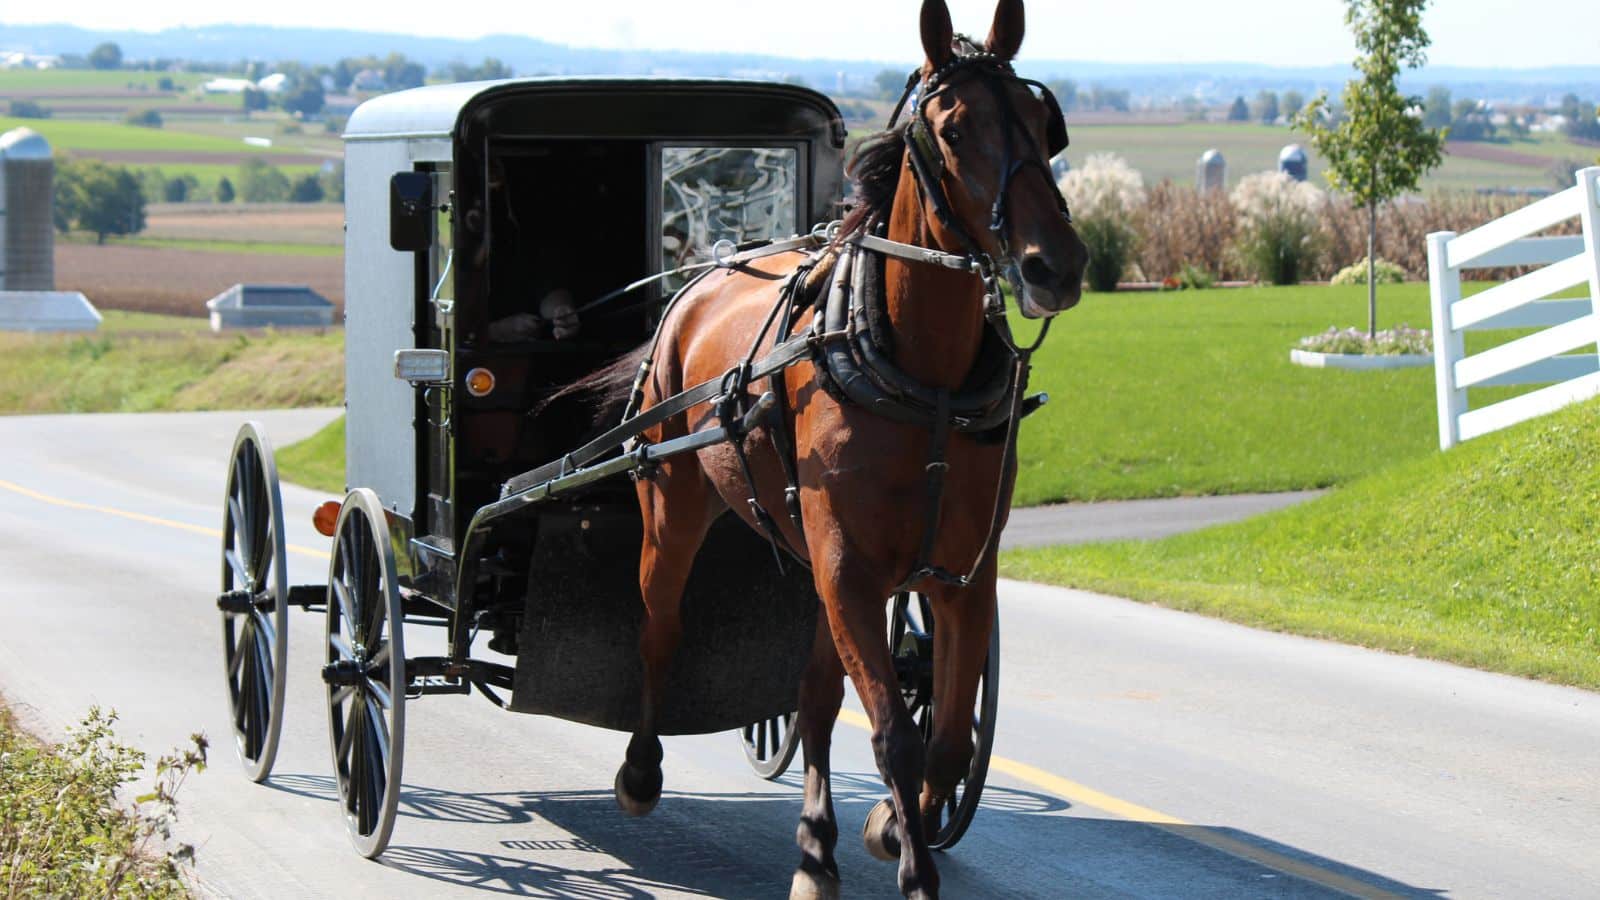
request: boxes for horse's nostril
[1021,255,1057,287]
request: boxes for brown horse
[605,2,1085,896]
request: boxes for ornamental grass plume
[1230,171,1326,285]
[1057,154,1144,291]
[1222,166,1324,281]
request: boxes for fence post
[1579,167,1600,378]
[1428,231,1464,450]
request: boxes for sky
[4,0,1596,69]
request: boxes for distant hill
[2,22,1598,104]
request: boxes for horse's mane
[839,126,908,239]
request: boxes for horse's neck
[882,161,985,390]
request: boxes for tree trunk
[1366,197,1378,340]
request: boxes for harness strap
[501,332,817,499]
[894,388,954,594]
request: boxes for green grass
[0,325,343,415]
[0,115,305,155]
[1014,283,1448,504]
[0,69,208,91]
[277,416,347,493]
[1068,123,1581,191]
[1002,395,1600,689]
[64,233,341,257]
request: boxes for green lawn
[1003,395,1600,689]
[1014,283,1450,504]
[277,416,347,494]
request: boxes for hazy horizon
[3,1,1596,70]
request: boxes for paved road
[1,410,1596,899]
[1001,491,1323,549]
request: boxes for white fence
[1428,166,1600,450]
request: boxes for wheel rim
[740,711,799,780]
[325,489,406,859]
[220,423,288,783]
[889,592,999,850]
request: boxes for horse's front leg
[812,553,939,899]
[616,468,715,816]
[791,615,846,900]
[920,572,997,837]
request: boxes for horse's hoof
[861,799,901,862]
[789,868,841,900]
[614,764,661,817]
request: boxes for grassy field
[0,312,343,414]
[64,233,341,257]
[277,416,347,494]
[1066,123,1587,192]
[0,115,305,155]
[1003,395,1600,689]
[0,68,209,92]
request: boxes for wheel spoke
[368,642,390,668]
[224,549,250,592]
[366,677,392,710]
[330,577,357,644]
[366,695,391,762]
[331,683,356,706]
[337,695,359,763]
[252,608,276,649]
[329,631,354,661]
[227,624,248,679]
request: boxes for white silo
[0,127,55,290]
[0,127,99,331]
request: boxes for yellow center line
[838,709,1399,899]
[0,478,330,560]
[5,475,1395,898]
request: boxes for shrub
[289,173,325,203]
[1135,180,1240,281]
[236,158,291,203]
[124,109,163,128]
[8,99,51,119]
[0,706,207,898]
[318,160,345,203]
[1058,153,1144,291]
[1297,324,1431,355]
[216,176,236,204]
[1331,257,1406,285]
[1230,171,1325,285]
[1176,263,1216,290]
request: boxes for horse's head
[907,0,1087,317]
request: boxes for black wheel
[740,711,799,780]
[324,488,406,859]
[220,422,289,783]
[889,591,999,851]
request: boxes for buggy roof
[343,77,846,145]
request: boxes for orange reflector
[465,367,496,397]
[313,501,341,537]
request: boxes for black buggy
[215,77,998,857]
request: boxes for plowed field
[55,243,343,318]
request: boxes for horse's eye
[940,126,962,147]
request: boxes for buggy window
[659,146,798,289]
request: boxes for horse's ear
[921,0,954,70]
[986,0,1026,61]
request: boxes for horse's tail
[533,342,650,426]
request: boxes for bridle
[886,40,1072,301]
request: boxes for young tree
[1227,96,1250,122]
[1295,0,1444,339]
[216,176,236,204]
[281,80,325,118]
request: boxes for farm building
[206,284,335,330]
